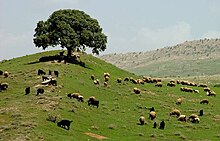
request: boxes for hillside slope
[0,50,220,141]
[100,38,220,77]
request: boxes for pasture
[0,50,220,141]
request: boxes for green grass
[0,50,220,141]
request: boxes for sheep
[104,72,110,78]
[199,83,208,87]
[200,99,209,104]
[159,120,165,129]
[199,110,203,116]
[91,74,95,80]
[104,82,108,87]
[54,70,59,77]
[137,79,144,84]
[94,79,100,85]
[42,76,50,81]
[25,87,30,95]
[155,82,162,87]
[36,88,44,96]
[133,87,141,94]
[49,79,57,86]
[117,78,122,83]
[124,77,129,81]
[207,91,216,97]
[149,111,157,120]
[88,96,99,108]
[149,107,155,112]
[3,71,9,78]
[0,70,3,75]
[153,122,157,128]
[188,114,199,122]
[176,98,183,105]
[170,109,181,117]
[77,95,84,102]
[67,93,84,102]
[38,69,46,75]
[167,82,176,87]
[191,117,200,123]
[104,76,110,82]
[139,116,145,125]
[178,115,186,122]
[57,119,72,130]
[193,89,199,93]
[204,87,211,92]
[0,83,9,90]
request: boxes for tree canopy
[33,9,107,56]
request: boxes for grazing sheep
[153,122,157,128]
[88,96,99,108]
[117,78,122,83]
[94,79,100,85]
[25,87,30,95]
[77,95,84,102]
[124,77,129,81]
[149,107,155,112]
[159,120,165,129]
[42,76,50,81]
[104,82,108,87]
[67,93,84,102]
[176,98,183,105]
[191,117,200,123]
[204,87,211,92]
[155,82,162,87]
[188,114,199,123]
[38,69,46,75]
[49,79,57,86]
[167,82,176,87]
[149,111,157,120]
[199,83,208,87]
[104,76,110,82]
[0,83,9,90]
[0,70,3,75]
[133,87,141,94]
[207,91,216,97]
[54,70,59,77]
[57,120,72,130]
[139,116,145,125]
[104,72,110,78]
[200,99,209,104]
[199,110,203,116]
[3,71,9,78]
[178,115,186,122]
[36,88,44,96]
[137,79,145,84]
[91,74,95,80]
[193,89,199,93]
[170,109,181,117]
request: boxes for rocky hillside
[100,38,220,77]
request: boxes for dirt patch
[84,132,109,140]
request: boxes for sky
[1,0,220,60]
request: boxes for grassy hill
[100,38,220,77]
[0,50,220,140]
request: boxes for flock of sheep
[0,57,217,132]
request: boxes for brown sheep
[149,111,157,120]
[155,82,162,87]
[133,87,141,94]
[3,71,9,78]
[178,115,186,122]
[170,109,181,117]
[139,116,145,125]
[94,79,100,85]
[207,91,216,97]
[117,78,122,83]
[188,114,199,122]
[200,99,209,104]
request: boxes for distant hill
[100,38,220,77]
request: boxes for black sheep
[48,70,52,75]
[36,88,44,96]
[153,122,157,128]
[199,110,204,116]
[25,87,30,95]
[159,120,165,129]
[57,120,72,130]
[88,98,99,108]
[38,69,46,75]
[0,70,3,75]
